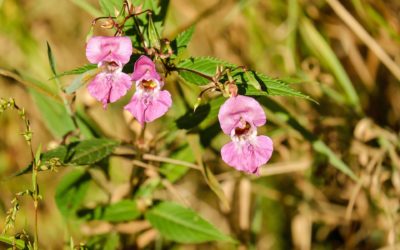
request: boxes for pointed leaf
[65,138,120,165]
[178,57,312,100]
[171,26,195,57]
[9,139,119,178]
[146,201,235,243]
[177,57,233,85]
[51,64,97,79]
[46,42,57,76]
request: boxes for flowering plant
[0,0,320,249]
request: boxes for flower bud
[100,19,115,29]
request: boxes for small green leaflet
[178,57,233,85]
[171,26,195,57]
[145,201,235,243]
[50,64,97,79]
[46,41,58,76]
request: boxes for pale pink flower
[86,36,133,108]
[124,55,172,125]
[218,95,273,174]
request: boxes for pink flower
[218,95,273,174]
[124,55,172,125]
[86,36,133,108]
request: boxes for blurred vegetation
[0,0,400,249]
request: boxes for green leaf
[78,199,141,222]
[55,169,91,218]
[65,68,99,94]
[178,57,312,100]
[46,41,57,76]
[178,57,233,85]
[10,139,119,178]
[236,71,314,101]
[99,0,123,15]
[146,201,235,243]
[65,138,120,165]
[51,64,97,79]
[171,26,195,56]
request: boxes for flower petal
[86,36,132,64]
[87,72,132,108]
[131,55,161,82]
[221,135,273,174]
[144,90,172,122]
[124,93,145,125]
[124,90,172,125]
[218,95,266,134]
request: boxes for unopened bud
[228,83,238,97]
[193,97,201,112]
[133,4,143,14]
[100,19,115,29]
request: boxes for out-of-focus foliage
[0,0,400,249]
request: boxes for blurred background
[0,0,400,249]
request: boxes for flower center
[230,118,257,144]
[103,61,120,73]
[141,79,158,90]
[234,121,251,137]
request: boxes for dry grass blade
[326,0,400,80]
[254,159,310,177]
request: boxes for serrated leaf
[171,26,195,56]
[178,57,233,85]
[146,201,235,243]
[65,139,120,165]
[78,200,141,222]
[177,57,312,100]
[234,71,313,100]
[10,139,119,178]
[55,169,91,218]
